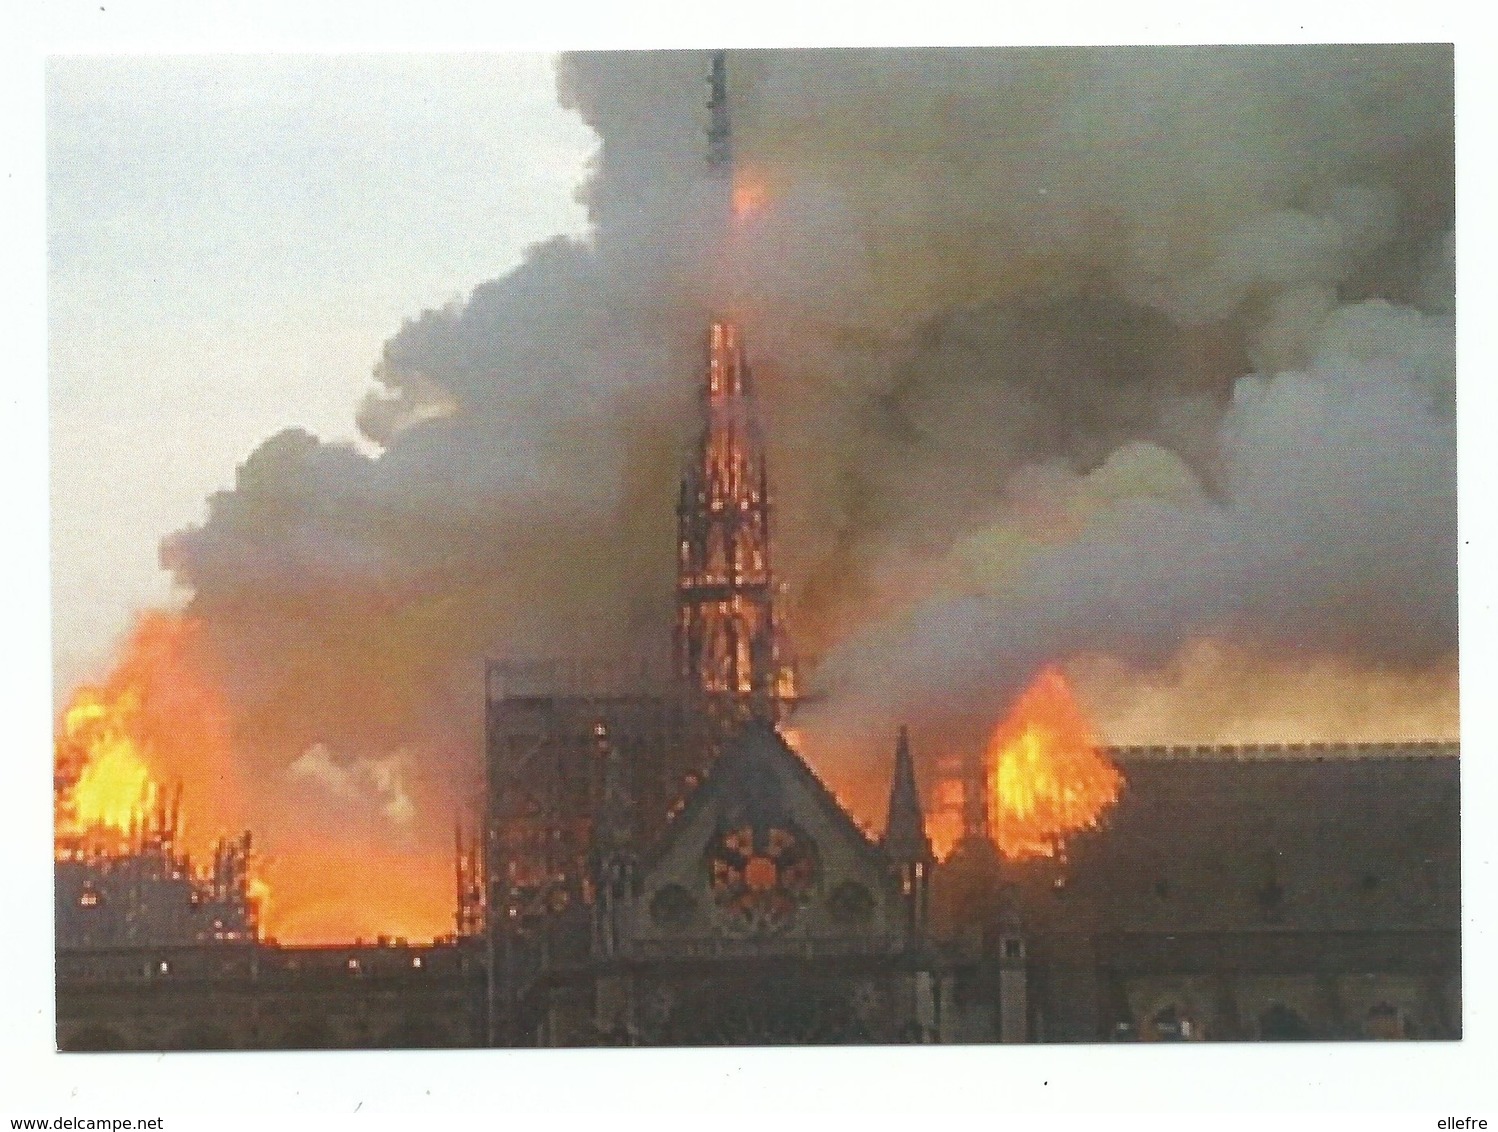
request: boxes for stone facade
[56,739,1460,1048]
[56,942,485,1051]
[945,741,1462,1042]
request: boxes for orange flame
[260,844,455,945]
[925,776,967,862]
[988,666,1123,860]
[59,687,157,836]
[52,612,472,944]
[248,876,272,923]
[55,612,237,856]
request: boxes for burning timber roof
[1000,741,1460,936]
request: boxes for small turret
[884,726,933,865]
[882,726,933,942]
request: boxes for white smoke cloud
[289,743,417,828]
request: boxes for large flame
[59,687,157,836]
[55,612,253,877]
[55,612,232,850]
[925,776,967,862]
[988,666,1123,860]
[53,611,462,944]
[54,612,274,930]
[260,844,456,944]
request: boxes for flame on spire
[731,164,771,222]
[676,319,798,716]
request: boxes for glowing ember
[248,876,272,922]
[731,165,771,221]
[260,844,456,944]
[988,666,1123,860]
[926,778,967,861]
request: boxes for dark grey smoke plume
[808,298,1455,759]
[163,45,1456,845]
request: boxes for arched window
[828,881,876,925]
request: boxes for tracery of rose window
[707,823,817,931]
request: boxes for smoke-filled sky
[48,46,1457,941]
[48,54,596,695]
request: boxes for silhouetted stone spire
[884,726,933,864]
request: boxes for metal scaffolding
[481,660,718,1043]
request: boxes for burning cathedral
[55,52,1460,1049]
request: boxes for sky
[47,54,597,693]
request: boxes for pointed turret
[884,726,933,865]
[883,726,933,944]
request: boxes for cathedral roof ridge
[1105,739,1459,762]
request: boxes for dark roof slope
[1005,742,1460,934]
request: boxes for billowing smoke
[159,46,1455,935]
[808,297,1455,776]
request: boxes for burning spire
[675,52,796,722]
[675,320,797,720]
[703,49,768,223]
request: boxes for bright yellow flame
[988,666,1123,860]
[53,612,272,934]
[248,877,272,923]
[54,612,230,861]
[71,741,156,831]
[58,686,157,837]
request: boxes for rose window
[707,823,817,931]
